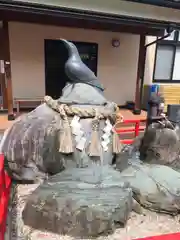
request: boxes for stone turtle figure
[131,119,180,169]
[1,39,133,238]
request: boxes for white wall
[8,22,140,105]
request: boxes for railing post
[0,154,11,239]
[135,121,140,137]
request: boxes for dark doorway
[44,39,98,99]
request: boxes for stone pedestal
[22,166,132,238]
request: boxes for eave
[0,0,176,36]
[126,0,180,10]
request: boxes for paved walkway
[0,117,12,132]
[0,115,15,132]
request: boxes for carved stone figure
[134,120,180,167]
[4,39,180,239]
[1,39,133,238]
[62,39,104,92]
[1,40,122,182]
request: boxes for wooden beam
[2,21,14,120]
[0,9,163,36]
[0,71,7,109]
[133,34,146,114]
[0,29,7,109]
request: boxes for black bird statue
[60,39,104,92]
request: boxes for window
[153,31,180,83]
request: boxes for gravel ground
[5,184,180,240]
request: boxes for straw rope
[44,96,123,155]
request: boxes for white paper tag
[75,130,84,143]
[103,124,112,133]
[106,119,113,128]
[70,115,80,127]
[101,141,109,151]
[102,132,111,141]
[76,137,86,151]
[103,137,110,146]
[75,135,81,143]
[101,141,107,148]
[103,146,108,152]
[79,130,84,137]
[71,121,81,135]
[72,127,80,135]
[105,119,111,126]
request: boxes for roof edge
[125,0,180,10]
[0,0,179,30]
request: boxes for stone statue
[1,39,122,182]
[62,39,104,92]
[132,92,180,168]
[135,120,180,168]
[1,40,133,238]
[4,40,180,239]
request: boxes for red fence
[0,154,11,240]
[135,233,180,240]
[116,119,146,144]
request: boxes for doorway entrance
[44,39,98,99]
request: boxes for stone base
[22,166,132,238]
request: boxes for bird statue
[60,39,104,92]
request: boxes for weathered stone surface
[132,199,143,215]
[120,160,180,215]
[115,144,141,172]
[59,83,107,105]
[22,165,132,237]
[115,147,131,172]
[139,122,180,166]
[0,91,116,182]
[0,104,65,182]
[115,143,180,215]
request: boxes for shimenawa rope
[44,96,123,155]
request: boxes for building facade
[144,31,180,110]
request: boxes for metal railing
[116,119,146,144]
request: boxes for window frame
[153,31,180,83]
